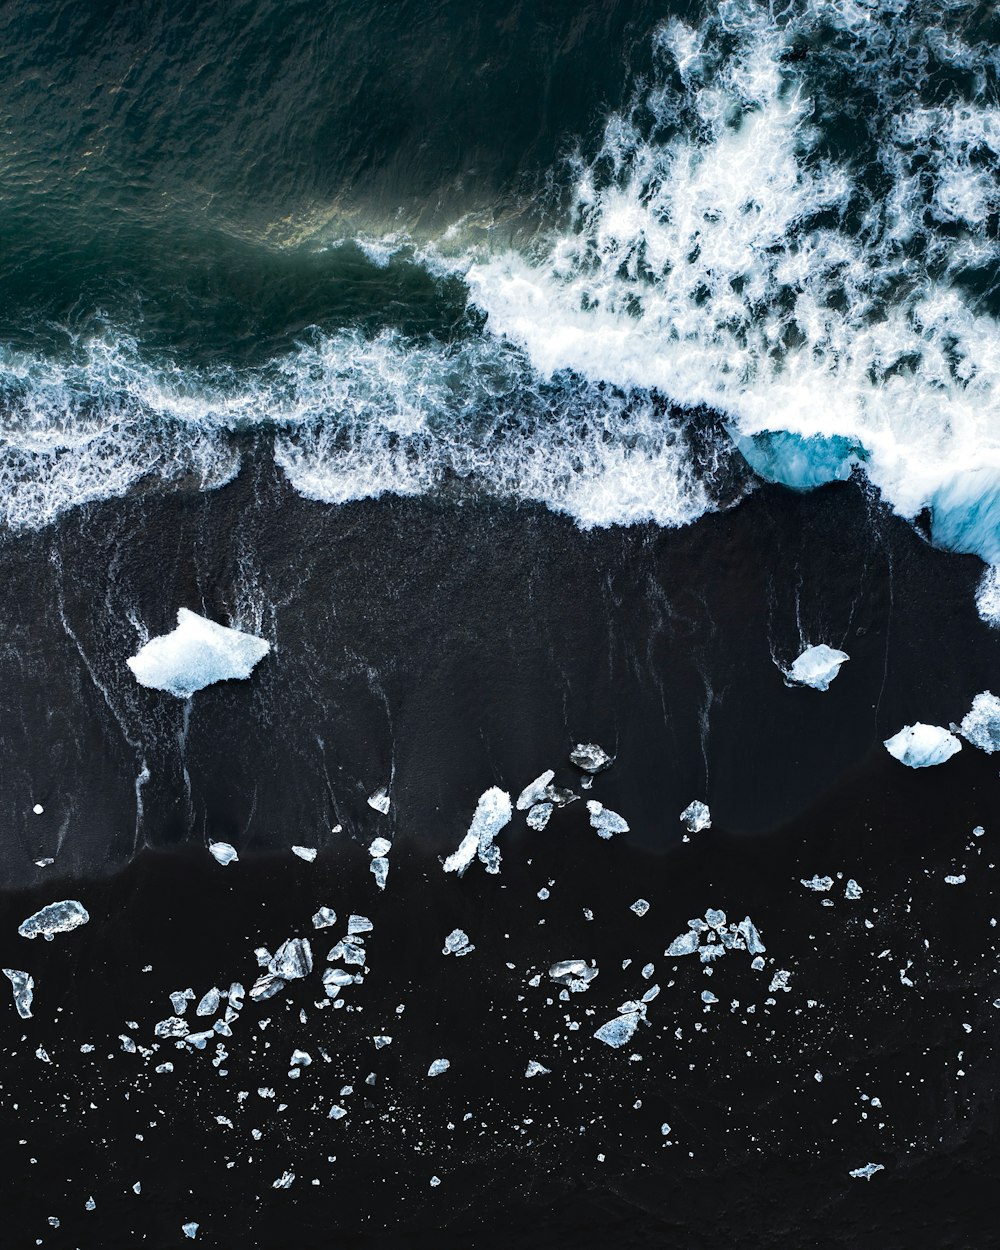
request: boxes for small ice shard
[549,960,599,992]
[368,787,391,814]
[290,1049,311,1067]
[291,846,317,862]
[154,1016,190,1038]
[3,968,34,1018]
[960,691,1000,753]
[801,875,834,892]
[250,974,285,1002]
[594,1011,641,1048]
[526,803,553,831]
[427,1058,450,1077]
[665,930,700,957]
[769,969,792,993]
[430,1176,441,1187]
[269,938,313,979]
[701,990,718,1004]
[516,771,555,810]
[586,800,629,839]
[182,1222,199,1239]
[32,803,43,814]
[945,874,966,885]
[18,899,89,940]
[347,915,373,935]
[328,939,365,966]
[849,1163,884,1181]
[170,989,194,1014]
[272,1172,295,1189]
[370,857,389,890]
[312,907,338,930]
[196,988,220,1017]
[373,1035,392,1049]
[329,1104,348,1119]
[679,801,711,833]
[525,1060,551,1077]
[705,908,726,929]
[884,723,961,768]
[660,1123,671,1136]
[208,841,238,866]
[127,608,270,698]
[630,899,650,916]
[737,917,766,955]
[783,644,849,691]
[845,879,863,900]
[442,929,475,957]
[443,787,512,876]
[369,837,392,857]
[569,743,614,773]
[34,858,54,867]
[322,968,355,997]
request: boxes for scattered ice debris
[516,771,555,810]
[883,723,961,768]
[347,915,373,936]
[849,1163,884,1181]
[569,743,614,773]
[586,800,629,839]
[442,929,475,957]
[801,875,834,892]
[664,912,766,964]
[208,841,238,866]
[630,899,650,917]
[126,608,270,698]
[291,845,317,862]
[769,969,792,993]
[594,1007,643,1048]
[443,787,512,876]
[368,787,391,815]
[526,803,553,831]
[3,968,34,1018]
[427,1059,450,1077]
[312,907,338,930]
[783,644,849,691]
[525,1060,551,1077]
[270,938,313,979]
[960,691,1000,753]
[679,800,711,833]
[36,1045,51,1062]
[945,874,967,885]
[845,879,863,900]
[549,960,599,992]
[182,1221,199,1239]
[18,899,89,940]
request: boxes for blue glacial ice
[783,644,849,691]
[884,723,962,768]
[733,430,863,491]
[18,899,89,940]
[3,968,34,1018]
[960,691,1000,753]
[443,787,512,876]
[126,608,270,698]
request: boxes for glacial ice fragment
[737,917,766,955]
[208,841,238,865]
[705,909,726,930]
[370,857,389,890]
[250,974,286,1002]
[369,837,392,857]
[322,968,355,997]
[427,1059,450,1077]
[443,787,512,876]
[783,644,849,691]
[849,1163,884,1180]
[769,969,792,993]
[127,608,269,698]
[272,1172,295,1189]
[348,915,373,935]
[182,1222,199,1239]
[18,899,89,940]
[586,800,629,839]
[373,1035,392,1049]
[155,1016,190,1039]
[701,990,718,1004]
[516,771,555,810]
[548,960,599,992]
[526,802,553,831]
[291,846,317,862]
[845,879,863,900]
[442,929,475,957]
[525,1060,551,1077]
[290,1049,311,1067]
[269,938,313,979]
[960,691,1000,753]
[665,930,700,957]
[884,723,961,768]
[594,1012,641,1048]
[312,907,338,929]
[569,743,614,773]
[801,875,833,892]
[3,968,33,1018]
[630,899,650,916]
[329,1104,347,1119]
[368,787,391,814]
[679,801,711,833]
[196,988,220,1017]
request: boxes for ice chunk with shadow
[517,771,555,810]
[19,899,89,940]
[3,968,33,1018]
[783,644,849,691]
[208,841,238,866]
[322,968,355,998]
[368,787,391,815]
[884,724,961,768]
[250,974,285,1002]
[427,1058,450,1077]
[960,691,1000,753]
[443,929,475,957]
[443,788,512,876]
[127,608,269,698]
[679,801,711,832]
[569,743,614,773]
[586,800,629,839]
[269,938,313,980]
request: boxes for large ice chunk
[783,644,849,691]
[960,691,1000,753]
[884,723,961,768]
[18,899,89,940]
[3,968,34,1018]
[443,787,512,876]
[126,608,270,699]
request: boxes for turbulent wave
[4,0,1000,557]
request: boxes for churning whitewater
[4,0,1000,573]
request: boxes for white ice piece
[370,857,389,890]
[665,929,701,957]
[126,609,270,698]
[960,691,1000,753]
[367,787,391,814]
[884,723,961,768]
[312,907,338,930]
[442,929,475,957]
[516,770,555,810]
[586,800,629,839]
[801,875,834,892]
[679,800,711,833]
[18,899,89,940]
[594,1011,642,1048]
[269,938,313,980]
[427,1059,450,1077]
[525,1060,551,1077]
[845,879,863,900]
[348,915,373,935]
[369,837,392,857]
[182,1222,199,1239]
[783,644,849,691]
[208,841,238,865]
[548,960,599,992]
[443,787,512,876]
[569,743,614,773]
[849,1163,884,1180]
[526,802,553,831]
[3,968,34,1018]
[291,846,317,862]
[630,899,650,916]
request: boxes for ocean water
[3,2,1000,1247]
